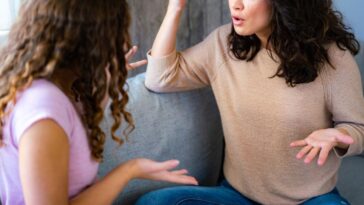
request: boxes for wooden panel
[127,0,231,76]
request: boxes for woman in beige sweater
[136,0,364,204]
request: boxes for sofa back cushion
[98,73,224,205]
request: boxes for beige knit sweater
[145,24,364,205]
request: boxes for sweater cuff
[146,50,178,70]
[334,124,364,158]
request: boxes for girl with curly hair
[136,0,364,204]
[0,0,198,204]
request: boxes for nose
[231,0,244,11]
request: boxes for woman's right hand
[127,158,198,185]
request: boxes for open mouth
[232,16,245,26]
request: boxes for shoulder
[9,79,75,144]
[17,79,70,104]
[205,23,232,45]
[324,43,360,78]
[202,24,232,63]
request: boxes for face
[229,0,272,38]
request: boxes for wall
[0,1,363,79]
[334,0,364,83]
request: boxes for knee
[135,191,162,205]
[135,189,178,205]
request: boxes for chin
[232,26,253,36]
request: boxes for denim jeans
[135,180,350,205]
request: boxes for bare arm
[19,119,197,205]
[151,0,186,57]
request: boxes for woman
[136,0,364,204]
[0,0,198,204]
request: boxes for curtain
[0,0,21,44]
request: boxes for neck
[256,27,272,49]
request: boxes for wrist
[117,161,137,181]
[166,6,184,17]
[335,128,351,149]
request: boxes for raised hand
[128,158,199,185]
[125,46,147,71]
[290,128,353,166]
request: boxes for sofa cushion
[337,155,364,205]
[98,73,224,205]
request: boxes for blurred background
[0,0,363,79]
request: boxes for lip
[232,15,245,26]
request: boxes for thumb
[336,134,354,145]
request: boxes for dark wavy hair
[0,0,134,161]
[228,0,360,86]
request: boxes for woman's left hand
[125,46,148,70]
[290,128,354,166]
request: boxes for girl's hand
[127,158,199,185]
[290,128,354,166]
[168,0,187,12]
[125,46,147,70]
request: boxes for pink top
[0,79,99,205]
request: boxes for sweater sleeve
[145,25,228,92]
[325,45,364,157]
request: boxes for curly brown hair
[228,0,360,86]
[0,0,134,161]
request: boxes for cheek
[249,3,271,30]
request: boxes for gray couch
[99,68,364,204]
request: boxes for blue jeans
[135,180,350,205]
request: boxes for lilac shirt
[0,79,99,205]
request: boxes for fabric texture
[135,180,349,205]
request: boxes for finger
[150,160,180,172]
[171,169,189,175]
[296,145,312,159]
[304,147,320,164]
[335,134,354,145]
[161,173,199,185]
[125,46,137,60]
[317,147,331,166]
[129,59,148,69]
[290,140,307,147]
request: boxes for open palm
[290,128,353,166]
[129,158,198,185]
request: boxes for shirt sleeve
[145,25,228,92]
[10,87,74,146]
[325,45,364,157]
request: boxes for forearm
[151,6,183,57]
[70,163,133,205]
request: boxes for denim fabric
[136,180,350,205]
